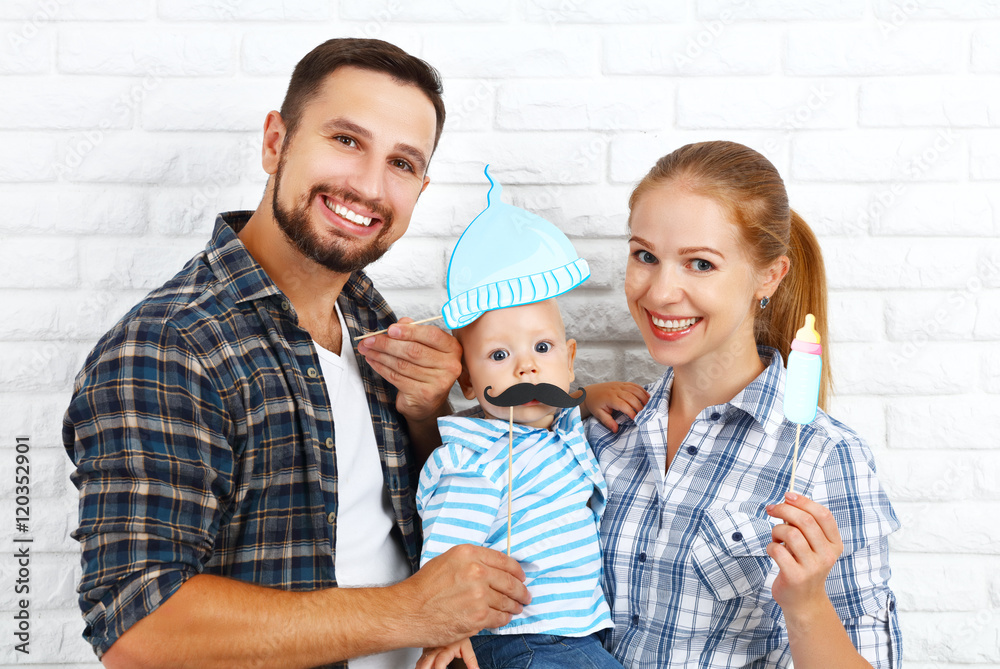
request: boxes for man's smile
[322,195,375,227]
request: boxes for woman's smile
[647,312,703,340]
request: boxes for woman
[587,141,901,668]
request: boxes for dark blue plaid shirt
[63,212,419,662]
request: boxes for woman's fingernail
[388,325,401,337]
[765,504,775,512]
[786,492,800,501]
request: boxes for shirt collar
[632,346,786,437]
[633,371,673,429]
[205,211,381,314]
[439,406,578,453]
[204,212,282,305]
[726,346,786,437]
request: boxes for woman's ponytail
[758,210,831,409]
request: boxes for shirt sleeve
[415,441,502,567]
[63,318,234,658]
[812,435,903,669]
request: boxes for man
[63,38,530,669]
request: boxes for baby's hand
[416,637,478,669]
[582,382,649,432]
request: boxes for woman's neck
[669,336,766,417]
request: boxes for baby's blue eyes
[488,343,550,361]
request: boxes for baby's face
[458,300,577,429]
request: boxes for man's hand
[357,317,462,422]
[392,544,531,648]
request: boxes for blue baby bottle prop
[783,314,822,492]
[783,314,822,425]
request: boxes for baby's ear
[457,364,476,400]
[566,338,577,383]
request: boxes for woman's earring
[759,296,770,309]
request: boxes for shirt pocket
[690,509,775,601]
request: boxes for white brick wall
[1,2,997,666]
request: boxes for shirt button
[307,367,318,378]
[686,445,698,455]
[326,512,335,524]
[888,600,895,612]
[280,300,290,311]
[710,412,721,420]
[638,552,646,562]
[631,614,640,625]
[325,437,334,449]
[731,532,743,542]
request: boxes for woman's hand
[765,492,844,615]
[416,637,478,669]
[582,382,650,432]
[766,494,877,669]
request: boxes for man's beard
[270,155,396,274]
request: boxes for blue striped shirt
[588,347,902,668]
[417,407,613,637]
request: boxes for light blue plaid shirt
[587,347,901,668]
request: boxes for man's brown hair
[279,38,446,154]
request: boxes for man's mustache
[483,382,586,408]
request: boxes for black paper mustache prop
[483,383,586,408]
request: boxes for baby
[416,299,645,669]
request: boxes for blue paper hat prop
[441,166,590,330]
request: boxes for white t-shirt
[312,304,420,669]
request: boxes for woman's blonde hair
[628,141,831,408]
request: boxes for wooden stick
[790,423,801,494]
[352,315,444,341]
[507,406,514,557]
